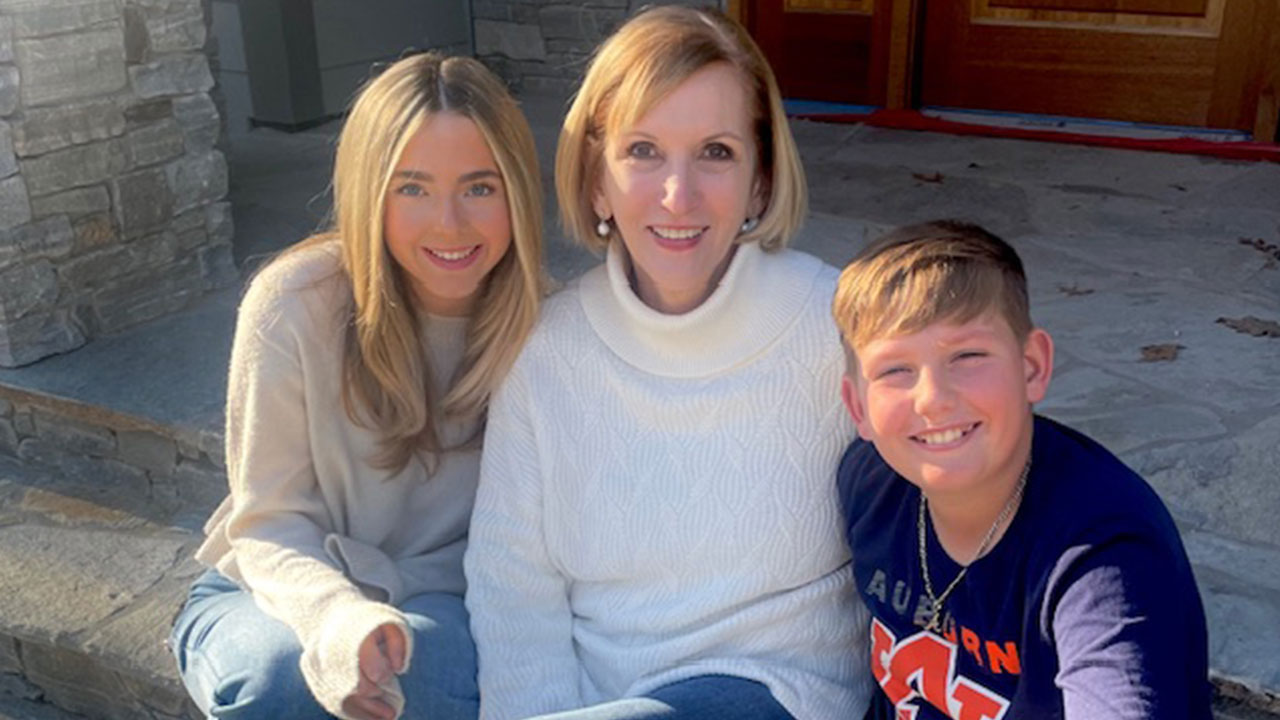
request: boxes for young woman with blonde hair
[465,7,872,719]
[169,53,542,720]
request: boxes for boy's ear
[840,374,873,441]
[1023,328,1054,404]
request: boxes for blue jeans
[528,675,794,720]
[169,570,479,720]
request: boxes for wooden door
[743,0,886,105]
[919,0,1279,135]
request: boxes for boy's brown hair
[833,220,1032,352]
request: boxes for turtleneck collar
[578,239,825,378]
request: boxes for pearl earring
[740,217,759,233]
[596,218,611,237]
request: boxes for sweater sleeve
[221,285,412,719]
[464,367,582,719]
[1049,536,1202,720]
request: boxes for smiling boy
[832,221,1211,719]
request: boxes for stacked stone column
[474,0,721,96]
[0,0,234,367]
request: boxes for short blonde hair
[285,53,543,473]
[555,5,806,253]
[833,221,1032,353]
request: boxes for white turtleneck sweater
[195,242,480,719]
[464,241,874,720]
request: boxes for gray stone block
[118,429,177,477]
[475,19,547,61]
[0,65,18,115]
[173,457,226,509]
[12,409,32,436]
[31,409,116,457]
[0,0,120,39]
[170,207,203,232]
[93,270,201,332]
[71,211,116,254]
[0,309,85,366]
[0,216,74,271]
[204,199,232,245]
[61,231,174,290]
[14,24,127,108]
[124,97,173,128]
[123,5,147,64]
[128,54,213,99]
[30,185,111,219]
[0,259,55,321]
[0,16,13,63]
[0,174,30,232]
[198,241,236,289]
[0,634,17,674]
[172,93,218,152]
[21,138,127,197]
[15,437,147,491]
[146,4,206,53]
[0,397,10,417]
[0,121,13,178]
[197,429,223,468]
[546,38,597,56]
[11,97,125,158]
[125,117,184,167]
[539,6,623,41]
[166,149,226,212]
[174,227,205,253]
[0,418,16,455]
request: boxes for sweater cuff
[299,599,414,720]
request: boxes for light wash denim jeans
[527,675,795,720]
[169,569,479,720]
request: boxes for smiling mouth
[422,245,482,268]
[649,226,707,247]
[912,422,980,446]
[425,245,479,260]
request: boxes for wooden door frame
[731,0,920,109]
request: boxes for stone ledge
[0,457,200,720]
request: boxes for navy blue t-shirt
[839,415,1211,720]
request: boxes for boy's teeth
[428,246,477,261]
[917,427,967,445]
[652,227,702,240]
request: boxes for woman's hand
[342,623,407,720]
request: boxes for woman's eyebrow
[460,169,501,183]
[392,169,500,183]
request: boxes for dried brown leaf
[1140,344,1184,362]
[1216,316,1280,338]
[912,171,944,183]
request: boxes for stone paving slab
[0,457,199,720]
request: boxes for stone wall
[474,0,725,95]
[0,0,235,368]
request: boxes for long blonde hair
[290,53,542,473]
[556,5,806,253]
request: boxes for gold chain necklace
[917,456,1031,633]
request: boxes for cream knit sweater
[465,241,874,720]
[195,243,480,719]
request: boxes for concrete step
[0,455,201,720]
[0,674,89,720]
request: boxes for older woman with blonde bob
[464,7,872,719]
[169,53,543,720]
